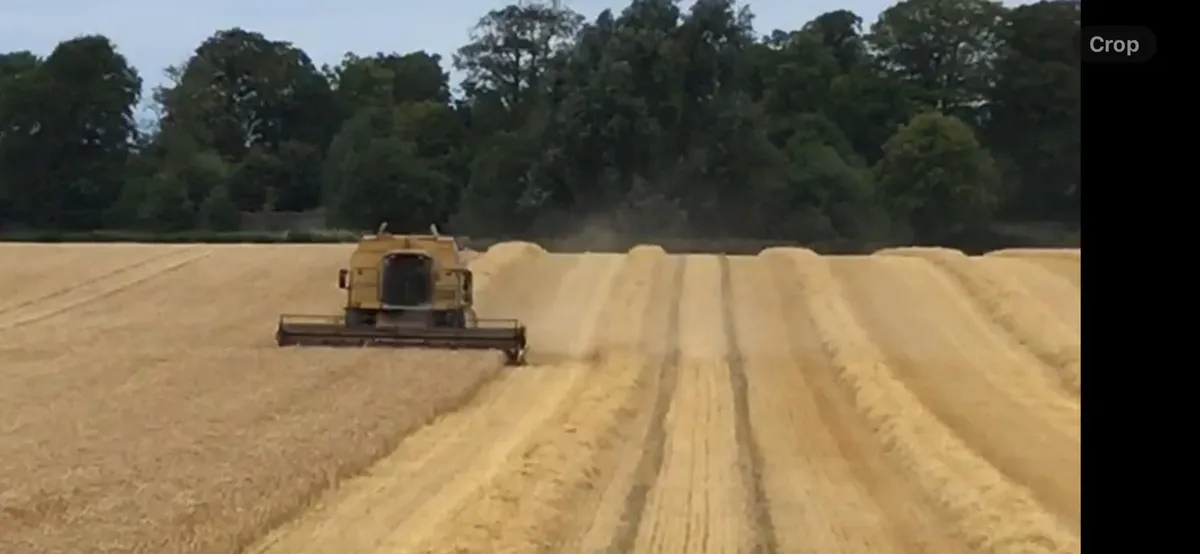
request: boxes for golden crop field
[0,242,1081,554]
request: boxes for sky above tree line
[1,0,1033,99]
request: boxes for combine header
[276,223,527,364]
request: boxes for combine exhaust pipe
[276,314,527,365]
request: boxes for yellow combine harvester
[275,223,528,365]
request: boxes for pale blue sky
[1,0,1030,99]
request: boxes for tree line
[0,0,1080,245]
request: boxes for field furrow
[974,257,1081,333]
[395,252,654,554]
[0,245,207,328]
[879,248,1081,395]
[736,255,969,554]
[985,248,1081,286]
[632,255,751,554]
[0,243,1081,554]
[574,249,680,554]
[831,254,1082,531]
[767,248,1078,553]
[717,256,775,552]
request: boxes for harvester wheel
[504,347,526,366]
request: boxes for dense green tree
[326,51,452,117]
[454,0,584,110]
[875,111,1001,240]
[324,107,455,230]
[0,0,1080,249]
[450,0,585,231]
[198,184,241,231]
[0,51,42,224]
[984,0,1080,220]
[777,114,887,241]
[0,36,141,229]
[868,0,1005,116]
[153,28,336,213]
[138,172,195,232]
[802,10,868,71]
[0,51,39,76]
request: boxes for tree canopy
[0,0,1080,245]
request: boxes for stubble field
[0,242,1081,554]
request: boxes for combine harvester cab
[276,223,528,365]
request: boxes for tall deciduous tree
[984,0,1080,220]
[875,111,1001,240]
[323,107,455,230]
[153,28,336,212]
[0,36,141,229]
[869,0,1005,117]
[326,51,451,118]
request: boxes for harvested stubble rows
[0,242,1081,554]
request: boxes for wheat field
[0,242,1081,554]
